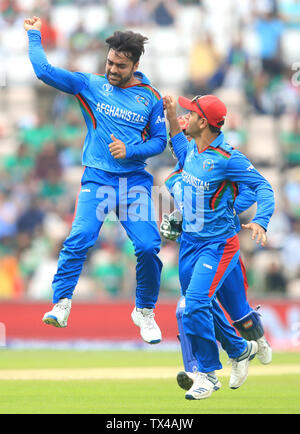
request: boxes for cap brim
[178,96,195,112]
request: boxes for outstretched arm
[25,16,88,95]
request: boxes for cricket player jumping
[164,94,275,400]
[24,16,167,344]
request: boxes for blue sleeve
[226,151,275,231]
[126,99,167,160]
[28,30,88,95]
[170,132,189,167]
[234,183,257,215]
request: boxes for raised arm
[226,151,275,246]
[164,96,188,166]
[25,16,88,95]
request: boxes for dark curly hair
[105,31,148,64]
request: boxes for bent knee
[135,240,161,256]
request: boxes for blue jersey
[28,30,167,174]
[171,131,275,240]
[165,163,257,232]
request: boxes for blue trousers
[177,296,248,373]
[52,167,163,307]
[179,232,248,373]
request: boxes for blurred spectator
[184,32,223,96]
[223,115,248,151]
[119,0,150,27]
[222,35,249,90]
[17,197,45,237]
[34,141,62,180]
[280,115,300,165]
[245,68,297,116]
[40,13,58,50]
[284,169,300,219]
[281,220,300,278]
[265,261,287,293]
[0,255,24,299]
[26,240,63,300]
[278,0,300,26]
[69,21,94,54]
[253,7,285,76]
[148,0,178,27]
[19,116,56,155]
[0,0,19,16]
[0,191,19,240]
[177,0,202,4]
[2,143,35,182]
[38,169,66,205]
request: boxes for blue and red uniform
[28,30,167,307]
[166,164,258,371]
[170,131,275,372]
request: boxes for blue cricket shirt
[28,30,167,174]
[171,131,275,240]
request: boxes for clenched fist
[163,95,182,137]
[24,16,42,32]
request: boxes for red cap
[178,95,227,128]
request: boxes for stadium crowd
[0,0,300,301]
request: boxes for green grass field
[0,349,300,414]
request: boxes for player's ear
[198,116,207,129]
[133,61,139,73]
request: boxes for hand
[163,96,178,122]
[163,95,182,138]
[24,16,42,32]
[242,222,267,247]
[109,134,126,159]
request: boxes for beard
[107,69,135,87]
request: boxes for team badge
[135,95,149,106]
[203,159,214,171]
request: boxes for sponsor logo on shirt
[182,170,210,191]
[96,102,146,123]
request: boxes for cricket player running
[164,94,275,400]
[24,17,167,344]
[161,117,272,392]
